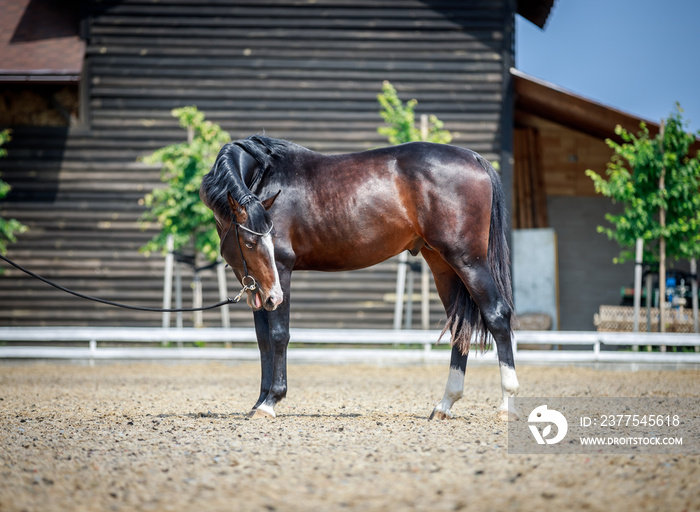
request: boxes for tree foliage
[585,105,700,264]
[139,107,230,262]
[0,129,28,263]
[377,81,452,145]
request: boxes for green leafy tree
[377,81,452,145]
[0,130,28,268]
[585,105,700,265]
[140,107,230,262]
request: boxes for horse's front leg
[252,309,273,410]
[250,270,291,419]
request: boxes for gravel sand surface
[1,362,698,512]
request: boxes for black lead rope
[0,253,240,313]
[0,199,274,313]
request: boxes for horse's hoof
[497,408,520,422]
[249,404,276,419]
[429,407,454,420]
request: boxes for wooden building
[4,0,652,332]
[512,70,700,330]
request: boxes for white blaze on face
[261,233,283,307]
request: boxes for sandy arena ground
[1,362,698,512]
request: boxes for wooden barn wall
[0,0,510,328]
[516,113,613,198]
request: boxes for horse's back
[380,143,495,207]
[357,142,490,186]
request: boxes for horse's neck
[242,165,263,193]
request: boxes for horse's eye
[245,242,255,249]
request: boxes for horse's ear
[261,190,281,211]
[227,192,247,223]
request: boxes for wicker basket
[594,305,694,333]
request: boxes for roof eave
[517,0,555,29]
[512,68,700,152]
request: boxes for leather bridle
[219,201,274,301]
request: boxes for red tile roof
[0,0,85,82]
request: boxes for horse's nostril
[264,293,283,311]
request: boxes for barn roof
[0,0,554,83]
[517,0,555,29]
[512,67,700,150]
[0,0,85,83]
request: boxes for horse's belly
[288,194,419,272]
[293,234,418,272]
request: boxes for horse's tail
[439,154,515,355]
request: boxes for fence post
[393,251,408,330]
[217,258,231,331]
[89,339,97,367]
[405,261,414,329]
[175,261,183,330]
[645,272,653,346]
[193,271,203,328]
[421,257,430,330]
[632,238,643,350]
[593,337,600,360]
[162,235,174,333]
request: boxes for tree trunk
[658,120,667,349]
[691,258,699,341]
[659,233,666,337]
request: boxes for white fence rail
[0,327,699,365]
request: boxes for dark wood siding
[0,0,510,328]
[87,0,506,157]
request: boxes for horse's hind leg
[430,345,468,420]
[447,256,520,421]
[422,249,468,420]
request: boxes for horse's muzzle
[264,295,281,311]
[248,289,283,311]
[264,287,284,311]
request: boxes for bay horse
[200,136,520,421]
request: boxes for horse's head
[221,190,283,311]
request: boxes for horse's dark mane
[235,135,295,172]
[201,135,295,217]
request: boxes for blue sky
[516,0,700,133]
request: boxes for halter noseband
[235,222,274,238]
